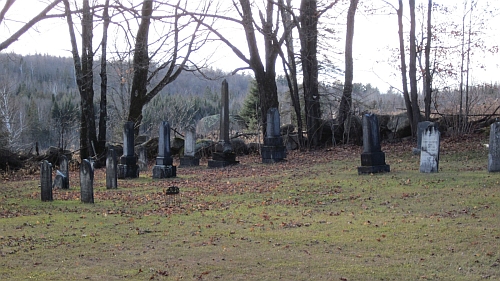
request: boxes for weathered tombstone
[152,121,177,178]
[413,121,434,155]
[420,124,440,173]
[117,121,139,179]
[488,122,500,172]
[80,159,94,203]
[40,160,53,202]
[208,80,239,168]
[54,155,70,189]
[261,108,286,163]
[106,148,118,189]
[138,145,148,171]
[53,170,66,189]
[180,125,200,167]
[358,114,390,175]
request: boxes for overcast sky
[1,0,498,93]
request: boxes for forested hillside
[0,53,254,152]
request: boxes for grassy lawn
[1,136,499,280]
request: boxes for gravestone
[261,108,286,163]
[40,160,53,202]
[53,170,66,189]
[117,121,139,179]
[53,155,69,189]
[413,121,435,155]
[152,121,177,178]
[80,159,94,203]
[487,122,500,172]
[358,113,390,175]
[420,124,440,173]
[106,148,118,189]
[180,125,199,167]
[208,80,239,168]
[138,145,148,171]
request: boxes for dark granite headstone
[180,125,199,167]
[117,121,139,179]
[420,124,440,173]
[40,160,53,202]
[106,148,118,189]
[262,108,286,163]
[208,79,239,168]
[358,114,390,174]
[80,159,94,203]
[488,122,500,172]
[152,121,176,178]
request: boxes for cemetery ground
[1,135,499,281]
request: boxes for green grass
[1,137,499,280]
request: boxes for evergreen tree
[239,80,260,131]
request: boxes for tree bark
[338,0,358,142]
[279,0,303,147]
[408,0,421,135]
[64,0,98,160]
[423,0,432,120]
[97,0,110,156]
[239,0,279,138]
[127,0,152,135]
[397,0,413,133]
[300,0,321,148]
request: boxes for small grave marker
[420,124,440,173]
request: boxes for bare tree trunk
[465,0,474,126]
[300,0,321,148]
[127,0,152,135]
[279,0,303,147]
[97,0,110,156]
[424,0,432,121]
[397,0,414,133]
[239,0,279,138]
[338,0,358,142]
[64,0,98,160]
[408,0,420,135]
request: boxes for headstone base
[208,152,239,168]
[360,152,387,167]
[357,164,390,175]
[261,145,287,163]
[117,164,140,179]
[152,165,176,178]
[180,156,200,167]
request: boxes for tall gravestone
[358,114,390,175]
[80,159,94,203]
[208,80,239,168]
[106,148,118,189]
[117,122,139,179]
[54,155,69,189]
[420,124,440,173]
[487,122,500,172]
[152,121,177,178]
[40,160,53,202]
[180,125,199,167]
[261,108,286,163]
[413,121,435,155]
